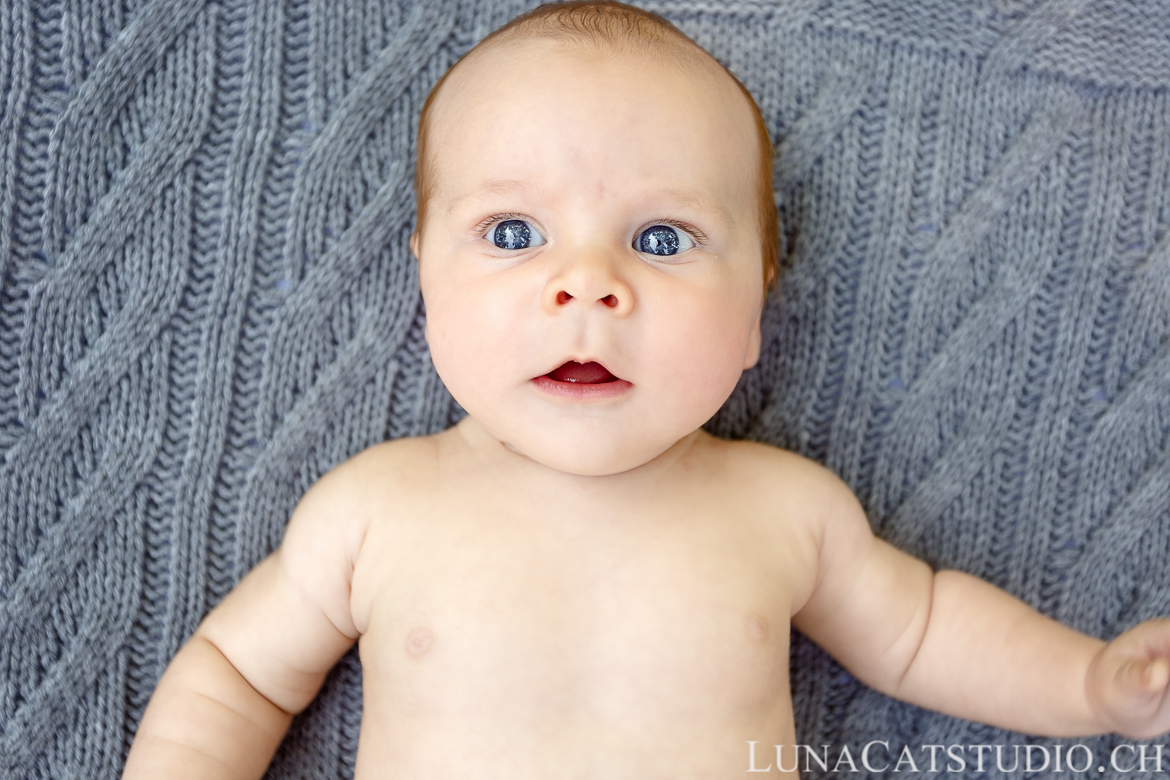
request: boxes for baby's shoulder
[323,435,439,493]
[287,435,439,537]
[715,436,849,494]
[709,436,861,527]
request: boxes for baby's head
[410,1,779,477]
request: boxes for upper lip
[537,357,623,381]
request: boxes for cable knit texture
[1,0,1168,777]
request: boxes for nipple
[404,627,434,657]
[746,615,769,642]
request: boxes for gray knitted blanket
[2,0,1168,777]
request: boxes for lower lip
[531,375,633,399]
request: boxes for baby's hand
[1086,619,1170,739]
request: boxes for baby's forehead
[420,35,761,225]
[443,35,733,115]
[431,38,747,152]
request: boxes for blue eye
[636,224,694,256]
[487,218,545,250]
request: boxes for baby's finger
[1115,659,1166,702]
[1146,658,1170,693]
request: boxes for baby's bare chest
[349,488,809,732]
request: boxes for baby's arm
[791,467,1170,739]
[122,459,370,779]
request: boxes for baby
[122,2,1170,778]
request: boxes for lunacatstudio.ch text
[747,741,1167,774]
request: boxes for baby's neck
[452,415,708,506]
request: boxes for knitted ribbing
[1,1,1167,778]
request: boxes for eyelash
[474,212,709,249]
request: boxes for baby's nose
[543,260,633,317]
[546,285,632,317]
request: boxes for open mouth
[532,360,632,399]
[544,360,620,384]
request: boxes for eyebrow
[444,178,736,228]
[445,179,533,215]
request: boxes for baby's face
[412,39,764,477]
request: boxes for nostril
[600,294,618,308]
[556,290,572,305]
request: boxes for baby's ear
[743,307,762,370]
[409,231,421,261]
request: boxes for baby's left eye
[635,224,695,256]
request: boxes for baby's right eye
[486,218,546,251]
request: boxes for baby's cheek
[425,297,489,373]
[678,308,753,380]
